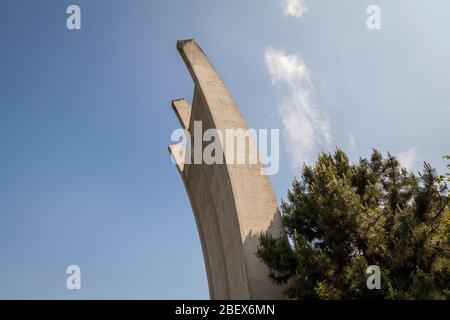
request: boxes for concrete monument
[168,39,285,299]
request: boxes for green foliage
[437,155,450,240]
[258,149,450,299]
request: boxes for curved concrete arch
[169,39,285,299]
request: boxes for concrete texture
[168,39,285,300]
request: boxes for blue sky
[0,0,449,299]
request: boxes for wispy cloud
[397,147,419,170]
[282,0,308,18]
[265,47,331,168]
[349,132,356,151]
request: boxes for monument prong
[168,143,185,174]
[171,98,192,130]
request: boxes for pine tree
[258,149,450,299]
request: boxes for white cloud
[265,47,331,168]
[397,147,419,170]
[349,132,356,151]
[282,0,308,18]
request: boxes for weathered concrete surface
[169,39,285,300]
